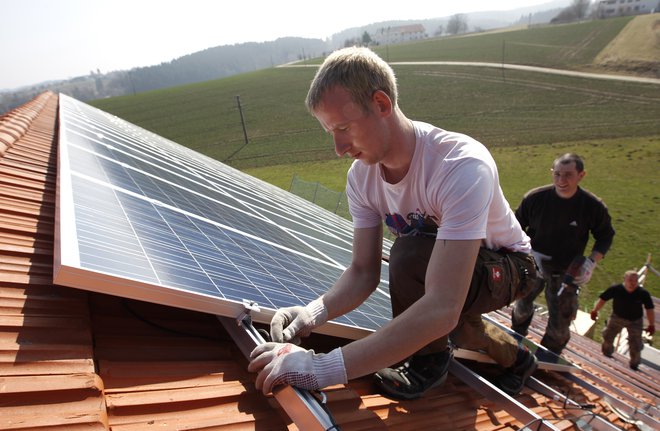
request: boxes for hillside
[593,13,660,76]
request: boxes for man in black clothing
[511,153,615,354]
[590,270,655,370]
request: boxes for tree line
[0,37,329,114]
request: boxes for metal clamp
[237,299,260,326]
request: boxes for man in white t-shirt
[248,47,538,400]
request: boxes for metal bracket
[218,306,339,431]
[236,299,260,326]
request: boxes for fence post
[335,192,343,214]
[312,181,320,203]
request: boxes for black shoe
[511,325,529,337]
[374,349,451,400]
[494,348,538,396]
[630,363,639,371]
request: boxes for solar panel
[54,94,393,340]
[451,315,580,372]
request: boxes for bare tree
[447,14,468,35]
[553,0,591,23]
[572,0,591,20]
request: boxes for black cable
[120,298,218,342]
[311,390,342,431]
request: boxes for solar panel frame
[54,94,393,340]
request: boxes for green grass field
[91,16,660,346]
[372,16,634,68]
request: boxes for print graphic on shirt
[569,221,578,227]
[385,209,439,237]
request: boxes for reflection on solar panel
[54,94,392,339]
[451,316,579,372]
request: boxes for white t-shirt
[346,121,530,253]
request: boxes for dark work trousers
[511,262,577,354]
[388,235,530,369]
[601,313,644,368]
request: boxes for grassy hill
[90,16,660,345]
[370,16,634,69]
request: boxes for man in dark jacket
[511,153,615,354]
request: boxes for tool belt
[462,247,537,315]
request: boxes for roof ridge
[0,91,57,157]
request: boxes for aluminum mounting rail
[526,376,624,431]
[217,301,340,431]
[448,357,561,431]
[560,372,659,431]
[489,308,659,406]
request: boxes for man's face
[623,273,639,292]
[312,86,389,165]
[552,161,585,199]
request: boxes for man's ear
[372,90,393,116]
[578,170,587,181]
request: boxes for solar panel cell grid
[54,94,392,339]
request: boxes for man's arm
[268,225,384,343]
[590,200,615,258]
[341,238,480,379]
[322,225,384,320]
[645,308,655,325]
[587,251,605,264]
[590,298,607,320]
[249,237,480,394]
[645,307,655,335]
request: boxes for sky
[1,0,565,91]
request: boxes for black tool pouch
[462,248,537,315]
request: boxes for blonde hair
[305,47,398,113]
[624,269,638,278]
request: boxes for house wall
[598,0,660,17]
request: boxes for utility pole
[501,40,506,82]
[236,95,248,145]
[223,96,249,163]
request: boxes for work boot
[374,349,451,400]
[511,312,534,337]
[493,347,538,396]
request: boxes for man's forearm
[588,251,604,263]
[341,291,459,379]
[323,264,380,320]
[592,298,606,312]
[646,309,655,326]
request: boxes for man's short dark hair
[553,153,584,172]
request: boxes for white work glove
[573,257,596,285]
[248,342,347,395]
[270,298,328,344]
